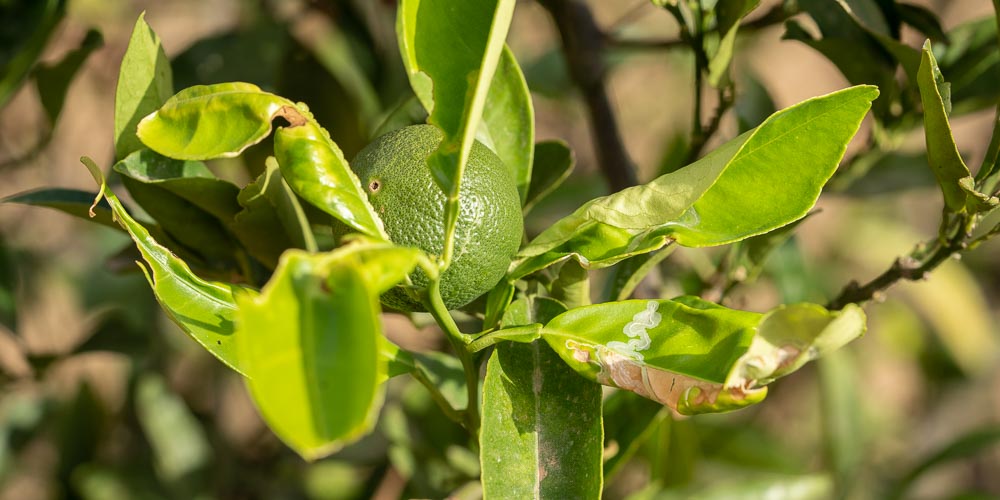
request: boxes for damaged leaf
[540,298,866,415]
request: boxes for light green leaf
[231,157,317,268]
[482,46,534,202]
[137,83,387,239]
[483,279,515,330]
[708,0,760,86]
[727,303,867,387]
[397,0,516,214]
[918,40,997,213]
[236,244,420,460]
[542,298,866,415]
[273,115,387,240]
[81,156,251,375]
[137,82,287,159]
[523,140,574,215]
[115,13,173,160]
[511,86,878,279]
[135,374,211,483]
[481,341,603,499]
[0,0,65,109]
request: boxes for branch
[606,3,794,51]
[826,217,969,311]
[538,0,639,191]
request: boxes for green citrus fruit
[351,124,523,311]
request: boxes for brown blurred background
[1,0,999,498]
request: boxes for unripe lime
[351,125,522,311]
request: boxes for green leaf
[235,244,420,460]
[708,0,760,87]
[602,390,664,481]
[483,279,515,330]
[272,113,388,240]
[542,298,866,415]
[0,0,65,108]
[818,350,865,498]
[137,83,387,239]
[81,156,251,375]
[135,374,211,483]
[137,82,288,159]
[735,71,776,133]
[891,426,1000,499]
[523,141,574,215]
[114,13,173,160]
[34,29,103,125]
[396,0,516,195]
[482,46,534,202]
[601,246,674,302]
[918,40,996,213]
[481,341,603,499]
[3,188,119,231]
[114,149,242,267]
[512,86,878,279]
[230,157,317,268]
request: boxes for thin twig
[607,3,794,51]
[538,0,639,191]
[826,216,969,310]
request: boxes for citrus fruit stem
[424,278,482,437]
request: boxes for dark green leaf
[512,86,878,278]
[602,246,674,302]
[483,279,515,330]
[891,426,1000,499]
[897,3,948,43]
[82,156,252,375]
[602,390,664,481]
[34,29,102,125]
[3,188,119,231]
[115,149,241,267]
[735,71,776,133]
[523,141,574,215]
[235,244,420,459]
[397,0,516,195]
[114,13,173,160]
[230,157,317,268]
[0,0,65,108]
[481,341,603,499]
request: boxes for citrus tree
[5,0,1000,498]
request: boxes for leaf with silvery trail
[541,297,866,415]
[511,86,879,279]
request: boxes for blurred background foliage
[0,0,999,498]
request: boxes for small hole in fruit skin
[369,180,381,192]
